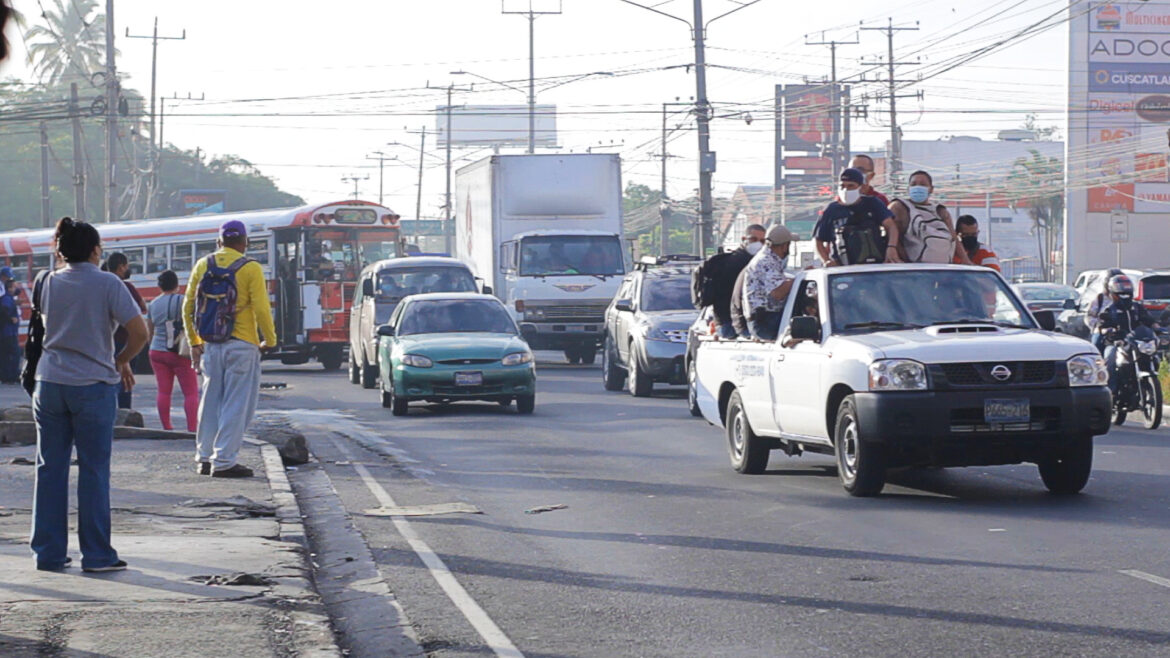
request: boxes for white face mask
[838,187,861,205]
[744,241,763,255]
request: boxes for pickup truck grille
[950,406,1060,433]
[937,361,1058,387]
[532,304,608,321]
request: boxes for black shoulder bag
[21,270,50,397]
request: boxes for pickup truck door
[771,341,828,438]
[738,342,780,435]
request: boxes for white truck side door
[770,278,830,438]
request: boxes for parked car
[601,256,700,397]
[694,264,1112,497]
[349,257,479,388]
[1013,283,1077,313]
[376,293,536,416]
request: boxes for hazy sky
[1,0,1069,216]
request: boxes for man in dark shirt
[104,253,147,409]
[814,168,902,267]
[707,223,766,338]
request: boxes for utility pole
[411,128,427,223]
[658,101,689,256]
[39,121,50,228]
[502,0,562,153]
[427,83,472,253]
[104,0,118,222]
[70,83,86,219]
[861,18,920,192]
[366,152,396,206]
[805,31,858,177]
[341,174,369,200]
[126,17,186,217]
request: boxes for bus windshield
[519,235,624,277]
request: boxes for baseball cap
[839,168,865,185]
[766,225,794,245]
[220,220,246,239]
[0,267,12,280]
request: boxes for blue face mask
[908,185,931,203]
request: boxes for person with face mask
[814,168,902,267]
[699,224,766,339]
[741,225,796,340]
[889,170,971,265]
[953,215,1000,271]
[1098,274,1155,396]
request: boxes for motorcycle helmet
[1107,274,1134,300]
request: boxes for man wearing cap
[182,220,277,478]
[741,225,796,341]
[815,168,902,267]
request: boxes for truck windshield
[828,270,1032,333]
[398,300,517,335]
[519,236,624,277]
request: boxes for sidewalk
[0,383,339,656]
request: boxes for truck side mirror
[1033,310,1056,331]
[615,299,634,313]
[1062,298,1076,311]
[482,285,493,296]
[790,316,821,341]
[362,278,374,297]
[376,324,396,337]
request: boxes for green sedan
[377,293,537,416]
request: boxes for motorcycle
[1111,324,1163,430]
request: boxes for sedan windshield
[828,270,1032,333]
[1018,285,1076,301]
[398,300,517,336]
[377,267,476,299]
[640,276,693,312]
[519,236,625,277]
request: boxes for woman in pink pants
[146,270,198,431]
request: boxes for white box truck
[455,153,627,364]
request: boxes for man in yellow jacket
[183,220,278,478]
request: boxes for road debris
[189,572,275,586]
[525,503,568,515]
[363,502,482,517]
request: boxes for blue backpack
[195,255,251,343]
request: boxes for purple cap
[220,220,246,239]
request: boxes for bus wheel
[318,347,344,371]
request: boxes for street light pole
[502,0,562,154]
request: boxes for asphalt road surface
[262,355,1170,657]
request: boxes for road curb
[257,441,344,657]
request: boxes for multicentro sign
[1092,3,1170,34]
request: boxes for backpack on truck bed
[691,250,734,309]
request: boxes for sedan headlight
[401,354,433,368]
[502,351,533,366]
[869,359,928,391]
[1138,339,1158,356]
[1066,354,1107,387]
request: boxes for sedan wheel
[687,359,702,417]
[601,336,626,391]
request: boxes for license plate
[984,398,1030,424]
[454,371,483,387]
[566,325,585,332]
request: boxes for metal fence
[1000,257,1047,283]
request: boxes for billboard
[175,189,226,216]
[1066,1,1170,280]
[436,105,557,147]
[779,84,838,152]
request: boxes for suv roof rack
[634,254,703,270]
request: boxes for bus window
[147,245,168,273]
[124,248,146,276]
[195,241,216,261]
[359,239,398,266]
[173,244,193,272]
[9,255,28,282]
[247,238,270,266]
[31,254,50,280]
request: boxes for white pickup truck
[693,264,1113,496]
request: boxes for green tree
[23,0,110,86]
[1010,149,1064,282]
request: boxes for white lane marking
[1120,569,1170,590]
[327,434,524,658]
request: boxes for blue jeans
[748,311,782,341]
[1091,332,1106,356]
[31,381,119,570]
[717,321,739,339]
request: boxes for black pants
[0,334,19,383]
[114,339,132,409]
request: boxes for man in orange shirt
[954,215,1001,272]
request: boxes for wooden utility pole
[70,83,86,220]
[126,17,186,217]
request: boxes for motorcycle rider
[1098,274,1156,397]
[1086,268,1125,354]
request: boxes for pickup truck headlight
[642,324,669,341]
[401,354,433,368]
[1067,354,1108,387]
[502,351,533,366]
[869,359,928,391]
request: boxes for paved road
[263,356,1170,657]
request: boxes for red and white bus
[0,200,402,370]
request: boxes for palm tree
[24,0,109,86]
[1010,149,1064,282]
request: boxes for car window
[1139,275,1170,300]
[1019,286,1076,301]
[377,267,476,299]
[398,299,517,335]
[640,276,693,312]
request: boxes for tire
[564,348,581,365]
[319,349,343,371]
[1113,407,1127,426]
[834,396,886,497]
[516,394,535,415]
[380,388,393,409]
[627,344,652,398]
[497,397,512,407]
[687,358,702,417]
[580,348,597,365]
[725,391,769,474]
[601,336,626,391]
[360,354,378,390]
[386,380,409,416]
[1140,376,1163,430]
[1038,435,1093,494]
[348,353,361,384]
